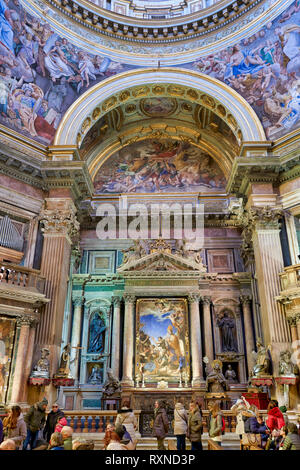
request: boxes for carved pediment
[117,250,207,274]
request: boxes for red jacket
[55,417,68,433]
[266,407,285,431]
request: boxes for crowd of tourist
[0,396,299,451]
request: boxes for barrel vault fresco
[0,0,299,144]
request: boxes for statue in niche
[102,368,121,396]
[88,365,103,384]
[88,312,106,354]
[56,343,72,378]
[279,350,299,377]
[31,348,50,379]
[224,364,238,383]
[216,310,238,352]
[251,339,271,377]
[204,357,229,393]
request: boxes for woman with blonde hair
[2,405,26,450]
[208,401,223,446]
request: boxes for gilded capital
[240,295,252,305]
[123,294,136,304]
[16,315,34,327]
[112,296,121,307]
[39,198,80,241]
[188,293,201,304]
[202,296,211,305]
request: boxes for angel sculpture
[279,350,299,377]
[121,239,147,264]
[251,339,272,377]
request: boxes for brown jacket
[188,408,202,442]
[153,407,169,439]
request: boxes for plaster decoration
[39,198,80,240]
[55,70,264,147]
[23,0,293,60]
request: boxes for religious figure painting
[140,97,177,117]
[135,298,190,383]
[93,139,226,194]
[87,312,106,354]
[0,317,16,405]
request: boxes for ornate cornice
[0,285,49,305]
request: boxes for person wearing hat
[23,397,48,450]
[106,424,136,450]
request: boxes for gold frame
[135,297,190,384]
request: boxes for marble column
[10,317,31,404]
[240,295,255,373]
[20,320,37,403]
[287,317,300,370]
[122,294,135,387]
[111,296,121,379]
[248,207,291,370]
[202,296,214,363]
[188,294,203,386]
[35,197,79,378]
[70,296,84,381]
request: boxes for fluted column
[188,294,203,386]
[35,197,79,378]
[20,319,37,403]
[10,317,31,404]
[122,294,135,386]
[243,207,291,370]
[240,295,255,373]
[111,297,121,379]
[202,296,214,363]
[70,296,84,381]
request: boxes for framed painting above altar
[135,298,190,384]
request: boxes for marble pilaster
[35,197,79,378]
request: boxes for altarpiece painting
[136,298,190,384]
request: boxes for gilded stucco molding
[55,69,265,147]
[22,0,293,60]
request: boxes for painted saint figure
[88,312,106,354]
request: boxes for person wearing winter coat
[266,401,285,432]
[43,403,65,442]
[153,400,169,450]
[2,406,27,450]
[208,401,223,446]
[173,399,188,451]
[187,401,203,451]
[55,417,68,433]
[243,405,268,447]
[23,397,48,450]
[282,423,300,450]
[115,401,137,441]
[61,426,73,450]
[231,396,251,438]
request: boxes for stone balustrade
[278,263,300,291]
[0,263,46,294]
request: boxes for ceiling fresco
[0,0,299,145]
